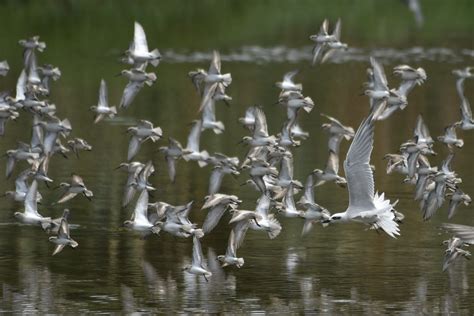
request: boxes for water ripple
[161,46,474,64]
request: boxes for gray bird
[446,186,471,219]
[49,216,78,256]
[159,137,191,183]
[67,138,92,158]
[55,174,93,204]
[127,120,163,161]
[182,120,209,167]
[440,223,474,271]
[201,194,242,234]
[90,79,117,124]
[183,236,212,282]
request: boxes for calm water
[1,1,474,313]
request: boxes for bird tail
[221,73,232,86]
[38,42,46,52]
[197,151,209,168]
[149,49,161,67]
[213,121,225,134]
[373,192,400,238]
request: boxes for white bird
[182,120,209,167]
[183,236,212,282]
[14,180,52,230]
[323,111,401,238]
[123,190,160,236]
[90,79,117,124]
[275,70,302,92]
[249,194,282,239]
[125,21,161,68]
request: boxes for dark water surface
[1,1,474,313]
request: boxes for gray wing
[52,244,65,256]
[165,156,177,182]
[460,97,473,120]
[202,204,226,234]
[120,81,144,109]
[208,168,224,195]
[134,190,149,223]
[133,21,149,53]
[16,69,27,101]
[98,79,109,108]
[56,191,78,204]
[255,194,271,217]
[199,83,218,112]
[370,57,388,91]
[208,50,221,75]
[127,136,141,161]
[441,223,474,244]
[344,115,376,214]
[325,150,340,175]
[447,199,460,220]
[25,180,41,217]
[57,218,70,239]
[230,220,250,252]
[253,107,269,138]
[192,235,204,266]
[186,120,202,152]
[332,18,341,40]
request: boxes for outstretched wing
[344,115,376,214]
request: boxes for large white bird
[323,111,401,238]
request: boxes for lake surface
[1,1,474,313]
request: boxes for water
[1,1,474,313]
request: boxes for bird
[249,194,282,239]
[127,120,162,161]
[123,190,161,237]
[201,194,242,234]
[124,21,161,69]
[183,235,212,282]
[159,137,191,183]
[90,79,117,124]
[3,169,42,203]
[275,70,302,92]
[14,180,52,230]
[218,210,262,268]
[312,150,347,188]
[55,174,93,204]
[437,122,464,150]
[321,113,354,154]
[189,50,232,112]
[323,110,401,238]
[298,174,331,236]
[119,69,156,109]
[116,161,145,208]
[309,19,339,65]
[440,223,474,271]
[182,120,209,167]
[446,186,471,220]
[67,138,92,158]
[48,216,78,256]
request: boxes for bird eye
[332,216,341,220]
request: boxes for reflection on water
[1,1,474,314]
